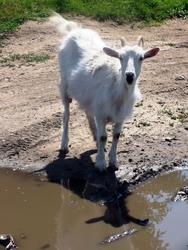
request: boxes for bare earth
[0,17,188,185]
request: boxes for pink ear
[144,48,160,59]
[103,47,120,59]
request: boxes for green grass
[0,53,50,65]
[62,0,188,22]
[0,0,59,33]
[0,0,187,33]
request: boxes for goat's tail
[49,12,81,35]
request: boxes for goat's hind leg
[60,91,71,155]
[86,112,97,142]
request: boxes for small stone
[0,234,17,250]
[135,100,143,107]
[184,125,188,131]
[152,165,159,172]
[164,136,176,142]
[40,244,51,249]
[175,75,185,81]
[157,100,165,105]
[173,186,188,202]
[173,162,178,167]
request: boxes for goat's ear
[144,48,160,59]
[120,37,126,47]
[103,47,121,59]
[137,36,144,47]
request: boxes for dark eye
[139,56,143,61]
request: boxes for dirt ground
[0,17,188,186]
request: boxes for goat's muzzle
[126,72,134,84]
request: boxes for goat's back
[59,28,105,79]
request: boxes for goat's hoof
[58,148,69,158]
[95,163,106,172]
[95,167,106,173]
[108,163,118,172]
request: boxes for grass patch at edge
[0,53,50,65]
[0,0,187,33]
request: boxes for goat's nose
[126,72,134,84]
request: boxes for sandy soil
[0,17,188,186]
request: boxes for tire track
[0,112,62,158]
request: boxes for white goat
[51,14,159,171]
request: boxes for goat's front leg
[108,122,123,169]
[95,118,107,171]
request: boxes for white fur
[51,14,159,171]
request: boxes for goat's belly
[67,89,93,112]
[67,78,99,108]
[68,89,91,106]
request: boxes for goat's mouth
[124,79,135,87]
[127,80,134,85]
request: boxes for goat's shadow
[36,149,148,227]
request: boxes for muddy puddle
[0,168,188,250]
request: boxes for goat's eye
[139,56,143,61]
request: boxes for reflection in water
[55,184,143,250]
[41,149,149,228]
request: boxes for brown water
[0,169,188,250]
